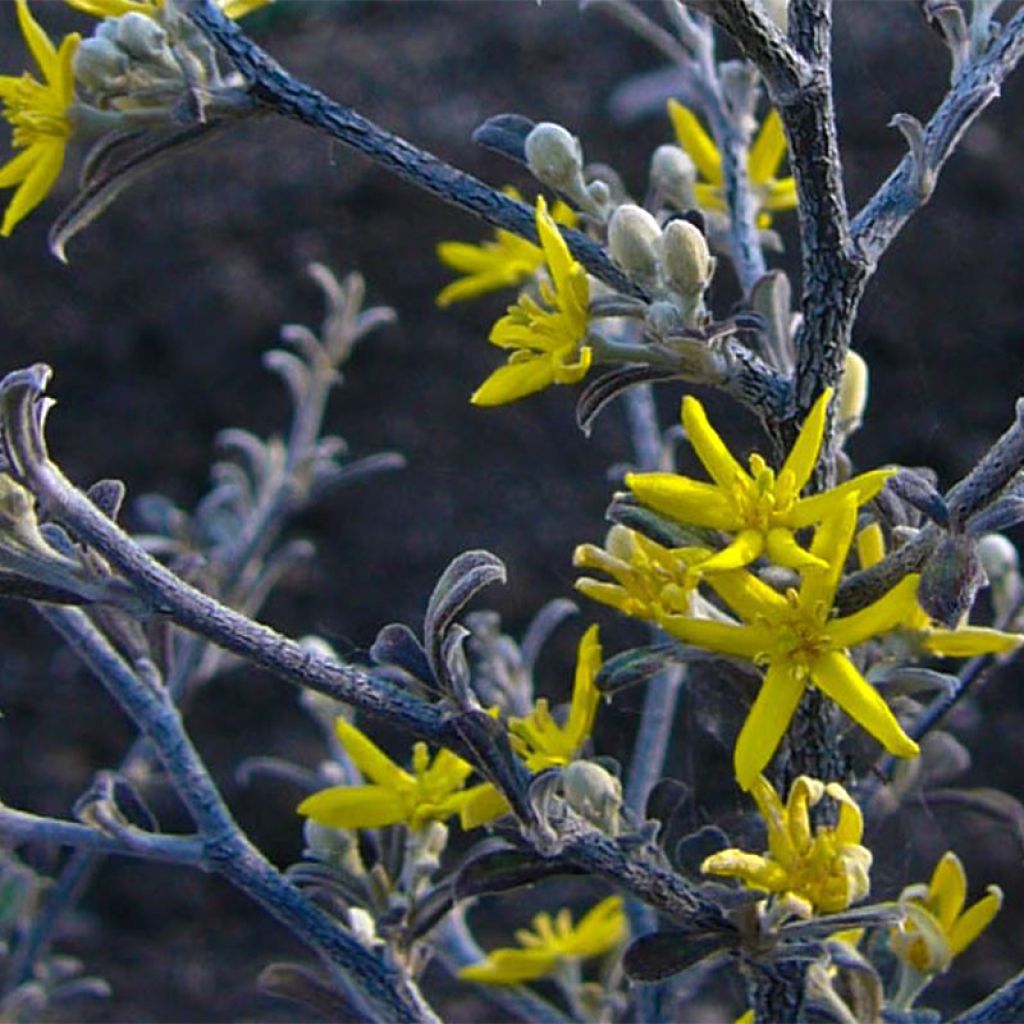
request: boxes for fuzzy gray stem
[39,604,434,1024]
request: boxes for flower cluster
[702,774,872,919]
[0,0,270,236]
[298,625,606,834]
[576,390,1023,789]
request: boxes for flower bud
[607,204,662,285]
[563,760,622,835]
[650,145,697,211]
[662,219,714,298]
[525,122,586,193]
[115,12,171,62]
[74,36,128,94]
[978,532,1019,584]
[838,349,869,438]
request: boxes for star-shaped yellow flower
[661,494,923,788]
[890,851,1002,978]
[702,774,872,918]
[0,0,80,236]
[65,0,271,19]
[471,195,591,406]
[435,188,578,307]
[667,99,797,227]
[458,895,626,985]
[296,717,482,832]
[573,525,710,621]
[626,389,893,577]
[453,626,605,829]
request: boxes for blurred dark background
[0,1,1022,1020]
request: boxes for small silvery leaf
[472,113,537,165]
[454,844,584,902]
[369,623,433,686]
[86,479,126,522]
[623,929,727,982]
[673,825,731,877]
[886,469,949,527]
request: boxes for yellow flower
[661,494,923,788]
[458,895,626,985]
[296,718,481,832]
[65,0,271,18]
[453,626,605,830]
[667,98,797,226]
[890,852,1002,977]
[435,188,578,307]
[471,195,591,406]
[0,0,80,236]
[702,774,872,918]
[574,525,710,621]
[626,389,893,577]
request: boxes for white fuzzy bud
[760,0,789,31]
[525,122,586,193]
[115,13,170,61]
[650,145,697,210]
[662,219,714,298]
[563,760,622,835]
[607,204,663,285]
[978,532,1019,584]
[74,36,128,93]
[838,349,869,437]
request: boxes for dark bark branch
[186,0,640,299]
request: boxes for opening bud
[977,532,1019,585]
[662,219,714,299]
[607,204,662,286]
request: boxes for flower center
[3,75,70,145]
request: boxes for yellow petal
[701,847,789,892]
[666,99,722,184]
[694,530,766,574]
[827,574,921,648]
[948,886,1002,956]
[535,195,574,297]
[0,146,38,189]
[626,472,743,530]
[785,776,822,854]
[705,564,789,619]
[856,522,885,569]
[564,625,602,753]
[810,651,919,759]
[15,0,57,83]
[452,783,510,830]
[825,782,864,845]
[751,773,797,866]
[762,177,799,211]
[786,469,895,529]
[471,354,557,406]
[749,109,788,184]
[694,181,726,212]
[334,718,412,790]
[1,140,64,236]
[297,785,407,829]
[764,527,829,573]
[798,495,858,613]
[920,625,1024,658]
[734,662,806,790]
[459,948,559,985]
[659,614,769,661]
[928,851,968,931]
[424,746,476,790]
[564,896,626,957]
[681,396,749,492]
[779,388,832,494]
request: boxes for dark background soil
[0,1,1023,1021]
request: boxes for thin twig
[0,805,205,867]
[39,604,435,1024]
[185,0,641,300]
